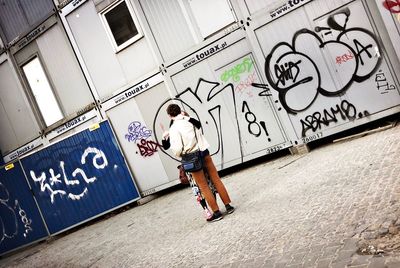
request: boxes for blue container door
[0,162,48,255]
[20,121,140,234]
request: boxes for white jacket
[169,115,210,158]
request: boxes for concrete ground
[1,122,400,268]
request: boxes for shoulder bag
[180,126,204,172]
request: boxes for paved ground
[1,121,400,268]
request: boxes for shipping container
[237,0,400,141]
[20,120,140,235]
[0,162,49,256]
[1,0,399,198]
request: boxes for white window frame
[21,56,64,128]
[100,0,143,52]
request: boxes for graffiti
[153,73,276,166]
[251,83,272,97]
[0,182,18,244]
[274,59,303,87]
[326,7,350,32]
[375,70,397,94]
[383,0,400,21]
[30,147,108,204]
[316,27,332,36]
[220,57,253,82]
[125,121,152,143]
[336,50,354,65]
[14,200,32,238]
[153,78,241,165]
[300,100,369,136]
[125,121,161,158]
[242,101,271,141]
[137,139,161,157]
[265,7,382,114]
[236,72,257,97]
[383,0,400,13]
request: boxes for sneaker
[207,210,223,222]
[225,204,235,214]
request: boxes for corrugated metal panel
[243,0,270,15]
[305,0,353,19]
[0,0,54,43]
[0,60,40,153]
[36,24,93,115]
[20,120,140,234]
[0,162,49,256]
[19,0,54,26]
[139,0,196,61]
[0,0,28,42]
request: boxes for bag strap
[179,124,199,155]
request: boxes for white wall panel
[106,88,171,193]
[251,0,400,140]
[163,35,288,169]
[115,38,157,86]
[66,1,156,100]
[66,1,126,99]
[188,0,235,39]
[373,0,400,63]
[36,24,93,115]
[0,100,18,154]
[243,0,275,15]
[305,0,353,19]
[139,0,196,61]
[134,82,182,184]
[0,60,40,153]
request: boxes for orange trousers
[191,154,231,212]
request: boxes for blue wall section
[0,162,48,255]
[0,150,4,166]
[20,121,140,234]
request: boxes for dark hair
[166,104,181,117]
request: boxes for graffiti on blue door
[29,146,109,204]
[0,163,48,255]
[21,121,140,234]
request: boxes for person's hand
[162,131,169,140]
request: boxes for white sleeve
[169,128,183,158]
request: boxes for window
[101,0,143,51]
[22,57,63,127]
[188,0,236,39]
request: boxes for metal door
[241,0,400,142]
[20,120,140,235]
[161,29,290,170]
[0,162,48,255]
